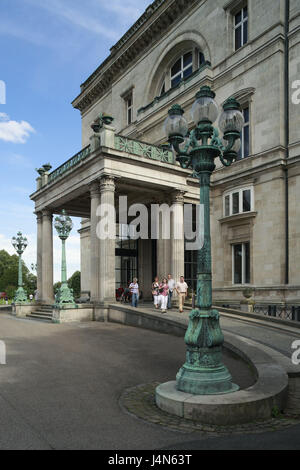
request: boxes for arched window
[160,82,166,96]
[170,51,193,88]
[159,48,206,96]
[199,51,205,67]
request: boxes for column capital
[171,189,186,204]
[42,209,53,219]
[100,174,117,193]
[35,211,43,222]
[89,180,100,198]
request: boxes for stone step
[32,311,53,316]
[27,312,53,322]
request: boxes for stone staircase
[26,305,53,322]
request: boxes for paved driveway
[0,314,298,450]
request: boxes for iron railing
[253,304,300,322]
[114,135,174,164]
[48,145,91,184]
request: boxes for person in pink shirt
[158,278,169,314]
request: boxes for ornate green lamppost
[54,209,75,307]
[163,86,244,395]
[11,232,28,303]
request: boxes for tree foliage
[68,271,81,298]
[0,250,37,298]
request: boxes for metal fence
[253,304,300,322]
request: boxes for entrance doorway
[115,224,138,290]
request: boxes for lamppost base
[55,283,76,308]
[176,308,239,395]
[176,362,239,395]
[14,287,28,304]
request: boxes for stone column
[171,190,185,284]
[36,211,43,302]
[41,210,54,304]
[99,175,116,304]
[89,182,101,303]
[157,239,171,280]
[78,219,91,301]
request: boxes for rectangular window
[225,195,230,217]
[232,192,240,214]
[243,189,251,212]
[233,244,243,284]
[125,94,133,125]
[232,242,250,284]
[224,187,253,217]
[238,106,250,160]
[235,6,248,50]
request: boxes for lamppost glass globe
[164,104,188,139]
[191,86,219,125]
[219,97,244,133]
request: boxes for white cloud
[0,113,35,144]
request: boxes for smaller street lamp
[11,232,28,304]
[54,210,75,307]
[163,86,244,395]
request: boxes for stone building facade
[31,0,300,316]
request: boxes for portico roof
[30,130,198,218]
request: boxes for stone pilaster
[89,181,101,303]
[36,211,43,302]
[41,210,54,304]
[171,190,185,284]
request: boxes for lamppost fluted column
[89,181,101,303]
[36,211,43,302]
[42,210,54,304]
[197,173,213,309]
[163,86,244,395]
[12,232,28,303]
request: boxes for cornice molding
[72,0,198,114]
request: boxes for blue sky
[0,0,151,281]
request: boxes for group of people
[151,275,188,313]
[127,275,188,314]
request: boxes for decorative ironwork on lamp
[11,232,28,304]
[163,85,244,395]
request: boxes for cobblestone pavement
[120,382,300,437]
